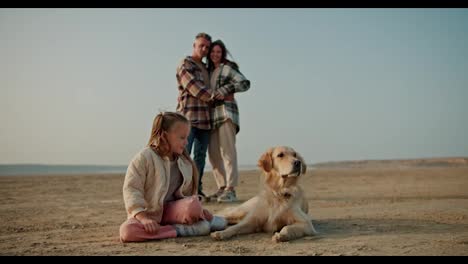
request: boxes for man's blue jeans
[186,126,211,195]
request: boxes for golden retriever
[211,146,317,242]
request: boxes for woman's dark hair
[207,40,239,73]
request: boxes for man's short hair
[195,32,212,42]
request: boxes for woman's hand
[224,94,234,101]
[214,91,224,100]
[214,91,234,101]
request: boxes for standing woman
[206,40,251,203]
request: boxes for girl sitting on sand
[119,111,226,242]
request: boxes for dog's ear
[298,152,307,174]
[258,148,273,173]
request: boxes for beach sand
[1,164,468,255]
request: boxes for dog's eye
[277,153,284,158]
[293,152,297,157]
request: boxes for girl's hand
[141,218,160,234]
[202,208,213,221]
[136,212,160,234]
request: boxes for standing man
[176,32,213,201]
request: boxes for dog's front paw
[272,232,287,243]
[211,231,225,240]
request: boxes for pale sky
[1,8,467,166]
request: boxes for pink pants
[119,195,212,242]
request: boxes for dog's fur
[211,146,317,242]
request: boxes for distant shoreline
[0,164,260,176]
[1,157,467,176]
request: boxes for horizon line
[1,156,467,167]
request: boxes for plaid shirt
[176,56,212,130]
[211,63,250,133]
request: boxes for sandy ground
[1,165,468,255]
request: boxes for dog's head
[257,146,307,178]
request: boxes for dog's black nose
[294,160,301,167]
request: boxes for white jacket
[122,147,196,221]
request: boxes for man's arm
[177,61,212,102]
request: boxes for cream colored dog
[211,146,317,242]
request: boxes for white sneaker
[208,188,225,201]
[217,189,238,203]
[173,220,210,237]
[210,216,227,231]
